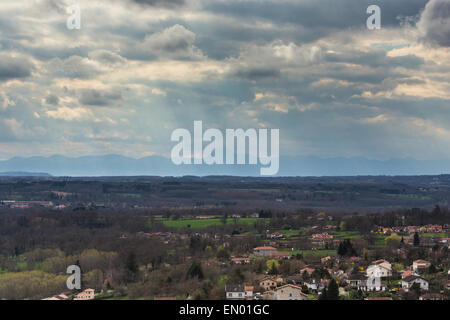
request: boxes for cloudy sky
[0,0,449,161]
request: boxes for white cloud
[151,88,167,96]
[46,106,94,121]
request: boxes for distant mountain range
[0,155,450,177]
[0,171,52,177]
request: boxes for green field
[160,218,269,229]
[280,249,337,257]
[277,229,306,236]
[331,231,362,239]
[385,193,432,201]
[117,193,142,198]
[422,232,449,238]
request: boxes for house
[371,259,392,270]
[303,279,327,292]
[42,293,70,300]
[321,256,332,264]
[361,277,387,292]
[424,224,443,233]
[267,232,283,239]
[245,286,254,299]
[231,257,250,264]
[258,276,283,290]
[311,233,333,246]
[412,260,431,272]
[401,270,418,279]
[402,275,429,291]
[268,252,291,260]
[74,288,95,300]
[346,273,367,288]
[274,284,308,300]
[253,246,277,257]
[347,273,386,291]
[259,277,278,291]
[299,267,315,276]
[225,284,245,300]
[367,260,392,278]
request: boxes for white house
[362,277,387,292]
[225,284,245,300]
[346,274,367,288]
[402,275,429,291]
[367,260,392,278]
[303,279,326,292]
[412,260,431,272]
[245,286,254,300]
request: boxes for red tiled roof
[402,270,415,278]
[413,259,430,264]
[254,246,277,251]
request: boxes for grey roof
[348,274,367,281]
[225,284,245,292]
[403,275,424,282]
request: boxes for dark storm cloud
[234,67,282,81]
[417,0,450,47]
[203,0,428,29]
[79,89,123,107]
[44,94,60,106]
[0,55,34,81]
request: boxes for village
[32,211,449,301]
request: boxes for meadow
[160,217,270,229]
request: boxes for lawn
[280,249,337,257]
[385,193,431,201]
[161,217,270,229]
[422,232,449,238]
[374,237,386,247]
[277,229,305,236]
[331,231,362,239]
